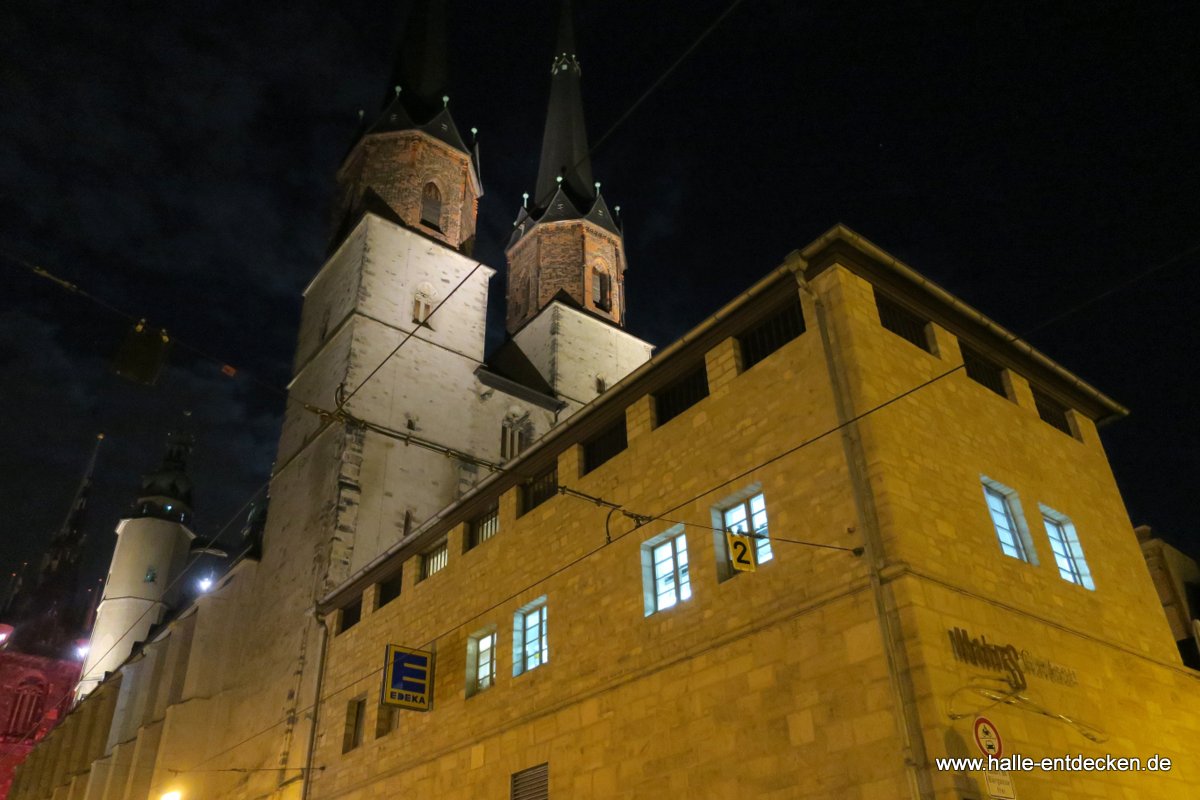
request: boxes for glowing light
[161,792,182,800]
[197,576,213,593]
[75,643,89,659]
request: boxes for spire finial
[523,192,530,208]
[443,94,450,108]
[394,85,402,97]
[594,181,601,192]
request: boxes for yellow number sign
[726,531,756,572]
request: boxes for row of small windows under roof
[873,287,1077,437]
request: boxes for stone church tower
[506,0,652,409]
[76,434,195,700]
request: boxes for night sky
[2,0,1198,599]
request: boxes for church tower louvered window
[421,182,443,229]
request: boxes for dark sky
[2,0,1198,598]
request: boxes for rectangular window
[738,295,806,370]
[374,705,398,739]
[342,697,366,753]
[468,506,500,549]
[420,540,449,580]
[377,571,402,607]
[1031,387,1075,437]
[338,596,362,634]
[721,493,773,565]
[641,528,691,615]
[1041,507,1094,589]
[511,763,549,800]
[654,363,709,427]
[467,630,498,695]
[874,288,933,353]
[581,416,627,474]
[520,466,558,515]
[960,343,1008,398]
[513,598,548,676]
[982,480,1034,563]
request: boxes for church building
[11,2,1200,799]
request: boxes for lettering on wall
[946,627,1080,689]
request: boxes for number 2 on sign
[727,531,757,572]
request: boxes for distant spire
[534,0,595,208]
[387,0,449,120]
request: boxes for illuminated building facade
[11,2,1200,799]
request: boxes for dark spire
[534,0,596,209]
[3,433,104,656]
[386,0,449,122]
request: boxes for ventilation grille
[511,763,549,800]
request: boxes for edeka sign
[947,628,1079,689]
[382,644,434,711]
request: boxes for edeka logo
[947,627,1027,690]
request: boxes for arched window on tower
[592,265,612,312]
[420,182,442,230]
[6,677,46,737]
[500,411,534,460]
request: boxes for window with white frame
[1040,506,1094,589]
[721,492,773,564]
[981,479,1035,563]
[467,629,498,695]
[421,540,448,580]
[641,527,691,616]
[513,597,548,676]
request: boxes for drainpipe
[796,264,935,799]
[299,611,330,800]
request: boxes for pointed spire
[534,0,595,209]
[387,0,449,120]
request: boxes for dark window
[374,705,398,739]
[377,571,402,607]
[582,417,627,474]
[960,344,1007,398]
[595,375,607,393]
[1031,387,1074,436]
[338,596,362,634]
[738,296,806,370]
[420,182,442,229]
[654,364,709,427]
[511,763,549,800]
[342,698,366,753]
[468,506,500,549]
[874,288,932,353]
[520,466,558,515]
[592,271,611,311]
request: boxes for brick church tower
[504,0,651,408]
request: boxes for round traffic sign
[973,716,1003,759]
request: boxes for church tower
[329,0,481,254]
[505,0,652,408]
[76,433,195,699]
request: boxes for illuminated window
[981,479,1035,563]
[721,493,772,564]
[420,182,442,229]
[641,527,691,615]
[468,506,499,549]
[1041,507,1094,589]
[513,597,548,676]
[421,540,448,580]
[467,629,498,695]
